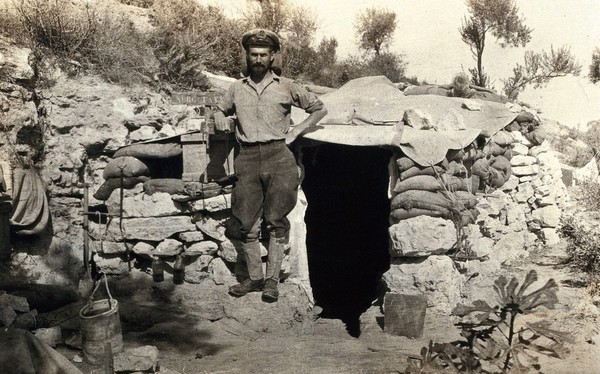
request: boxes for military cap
[241,29,281,52]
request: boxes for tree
[502,45,581,100]
[590,48,600,84]
[460,0,532,87]
[280,4,317,78]
[245,0,289,34]
[354,7,397,56]
[306,37,339,87]
[245,0,319,79]
[366,52,406,83]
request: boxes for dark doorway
[301,143,392,335]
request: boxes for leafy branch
[406,270,571,373]
[502,45,582,100]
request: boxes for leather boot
[263,236,285,302]
[229,278,265,297]
[229,241,264,297]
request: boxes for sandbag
[390,207,448,222]
[143,178,186,195]
[471,158,491,179]
[514,111,536,123]
[93,176,149,200]
[490,130,514,147]
[504,121,521,132]
[393,174,471,194]
[454,191,478,209]
[9,168,50,235]
[484,141,507,157]
[403,85,450,96]
[396,157,415,172]
[393,175,442,193]
[183,181,224,198]
[400,165,446,181]
[113,142,182,159]
[391,190,453,210]
[447,161,467,177]
[490,155,512,180]
[103,156,150,179]
[524,127,546,145]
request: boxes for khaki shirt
[218,71,324,143]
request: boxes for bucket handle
[88,275,115,309]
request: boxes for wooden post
[181,133,209,182]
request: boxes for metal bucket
[79,276,123,365]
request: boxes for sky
[203,0,600,85]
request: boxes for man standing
[214,29,327,302]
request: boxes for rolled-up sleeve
[217,83,237,116]
[290,82,324,114]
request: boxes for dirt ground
[52,232,600,374]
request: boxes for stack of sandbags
[503,110,545,146]
[483,130,514,160]
[471,155,512,189]
[94,156,150,200]
[390,156,479,226]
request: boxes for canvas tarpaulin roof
[292,75,518,166]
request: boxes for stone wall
[384,106,571,315]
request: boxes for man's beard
[249,62,270,75]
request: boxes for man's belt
[239,139,285,148]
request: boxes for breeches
[231,140,299,242]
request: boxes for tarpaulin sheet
[291,75,518,166]
[10,168,50,235]
[0,328,82,374]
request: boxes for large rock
[512,182,535,204]
[187,194,232,212]
[531,205,562,228]
[490,230,530,265]
[217,239,241,263]
[121,216,196,241]
[0,304,17,327]
[154,239,184,257]
[194,217,227,241]
[185,240,218,256]
[210,258,235,285]
[0,36,34,81]
[477,190,509,217]
[403,108,433,129]
[510,155,537,166]
[114,345,159,373]
[179,231,205,243]
[389,216,456,257]
[184,255,213,283]
[107,190,183,218]
[512,164,540,176]
[383,256,463,315]
[0,294,30,313]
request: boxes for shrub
[82,4,158,84]
[4,0,156,86]
[14,0,97,58]
[406,270,570,373]
[117,0,154,8]
[149,0,244,88]
[558,216,600,295]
